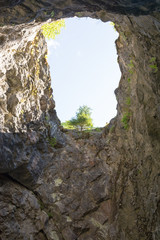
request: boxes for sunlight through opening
[47,17,121,127]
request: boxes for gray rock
[0,1,160,240]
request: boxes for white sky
[47,17,121,127]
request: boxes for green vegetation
[94,127,102,132]
[76,12,83,17]
[47,212,53,218]
[150,57,156,62]
[128,60,134,75]
[126,97,131,106]
[149,64,158,73]
[126,59,134,84]
[120,32,127,42]
[38,200,45,210]
[122,61,133,130]
[110,22,127,44]
[45,115,49,121]
[128,60,134,68]
[51,11,55,18]
[62,105,93,131]
[121,112,130,130]
[110,22,120,32]
[39,200,53,218]
[110,22,116,31]
[110,125,115,133]
[41,19,65,39]
[149,57,158,73]
[47,137,57,147]
[62,120,75,130]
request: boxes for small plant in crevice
[150,57,156,62]
[76,12,83,18]
[110,22,117,31]
[126,97,131,106]
[121,112,131,130]
[110,22,128,43]
[149,65,158,73]
[120,31,127,42]
[110,22,120,32]
[110,125,115,133]
[128,60,134,75]
[128,60,134,68]
[44,54,48,64]
[45,115,49,121]
[47,137,57,147]
[149,57,158,73]
[126,59,135,84]
[50,11,55,18]
[38,200,45,210]
[47,212,53,218]
[38,200,53,218]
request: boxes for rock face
[0,23,65,188]
[0,0,160,25]
[0,1,160,240]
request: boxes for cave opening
[47,17,121,128]
[0,1,160,240]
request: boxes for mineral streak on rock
[0,0,160,239]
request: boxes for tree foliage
[62,120,75,130]
[41,19,65,39]
[62,105,93,131]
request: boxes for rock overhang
[0,0,160,26]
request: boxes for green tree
[62,120,75,130]
[41,19,65,39]
[62,105,93,131]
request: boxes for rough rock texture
[0,175,49,240]
[0,0,160,25]
[0,23,65,187]
[0,1,160,240]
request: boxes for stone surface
[0,1,160,240]
[0,0,160,25]
[0,23,65,187]
[0,175,49,240]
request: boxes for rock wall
[0,23,65,185]
[0,1,160,240]
[0,0,160,25]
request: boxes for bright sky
[47,17,121,127]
